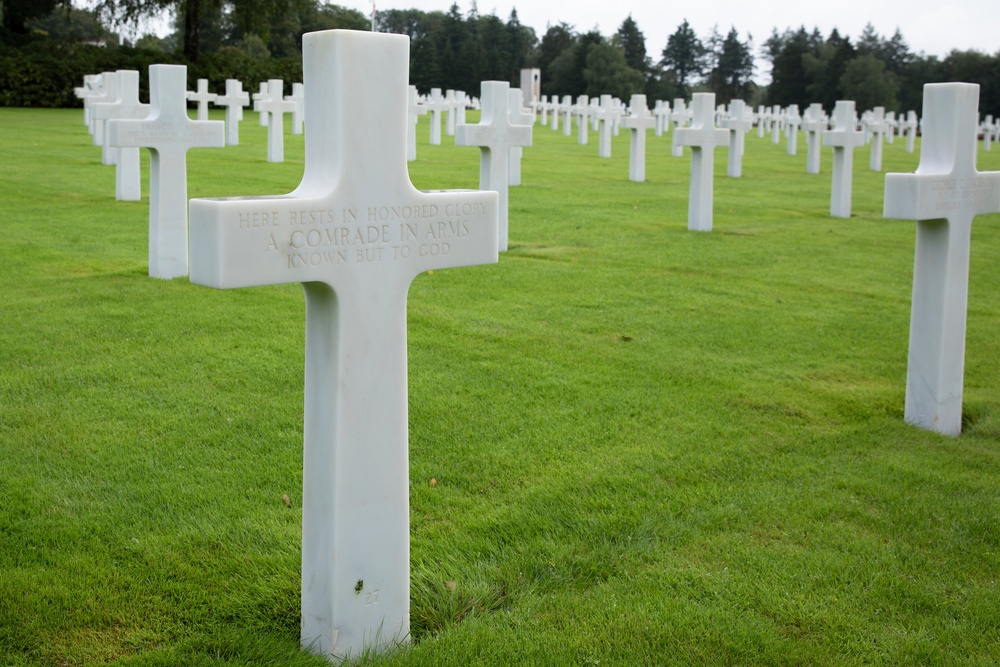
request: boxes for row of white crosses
[78,34,1000,666]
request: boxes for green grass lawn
[1,105,999,666]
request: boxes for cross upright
[594,94,616,159]
[424,88,449,145]
[187,79,217,121]
[561,95,573,137]
[868,106,888,171]
[823,100,865,218]
[455,80,532,252]
[255,79,297,162]
[89,71,119,166]
[507,88,533,187]
[444,89,457,136]
[549,96,560,132]
[75,74,103,127]
[720,98,752,178]
[107,64,224,279]
[653,100,670,137]
[902,110,919,153]
[574,94,590,145]
[621,94,656,182]
[756,104,769,138]
[286,82,306,135]
[92,69,149,201]
[883,82,1000,436]
[802,102,827,174]
[215,79,251,146]
[252,82,271,126]
[189,30,498,660]
[675,92,729,232]
[669,98,690,157]
[771,105,783,144]
[885,111,897,144]
[406,85,427,161]
[785,104,802,156]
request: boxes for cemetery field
[3,106,1000,667]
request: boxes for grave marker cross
[883,82,1000,436]
[187,78,217,121]
[621,94,656,182]
[214,79,251,146]
[720,99,751,178]
[675,92,728,231]
[255,79,297,162]
[92,69,149,201]
[823,100,865,218]
[189,30,498,660]
[455,80,532,252]
[107,64,224,279]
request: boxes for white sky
[360,0,999,74]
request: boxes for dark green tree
[616,14,647,74]
[707,27,754,104]
[584,39,644,99]
[537,21,575,82]
[839,53,899,110]
[765,26,812,107]
[660,19,705,98]
[1,0,68,34]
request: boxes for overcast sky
[355,0,998,79]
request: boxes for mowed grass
[1,105,999,667]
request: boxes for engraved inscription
[364,589,380,606]
[931,177,993,214]
[118,122,218,146]
[231,200,488,269]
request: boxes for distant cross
[868,106,888,171]
[75,74,103,127]
[883,82,1000,436]
[756,104,769,139]
[539,95,549,126]
[621,94,656,183]
[107,64,224,279]
[407,85,427,162]
[594,94,615,159]
[771,105,783,144]
[456,80,532,252]
[186,78,217,121]
[802,103,827,174]
[981,115,994,152]
[822,100,865,218]
[669,98,690,157]
[560,95,573,137]
[454,90,468,126]
[214,79,251,146]
[92,69,149,201]
[885,111,897,144]
[720,99,752,178]
[785,104,802,156]
[286,82,306,135]
[252,82,270,127]
[445,89,457,136]
[675,92,729,232]
[549,95,560,131]
[902,110,919,153]
[89,71,119,166]
[508,88,533,187]
[254,79,297,162]
[188,30,498,659]
[653,100,670,137]
[424,88,448,145]
[574,94,590,145]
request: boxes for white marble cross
[407,85,427,161]
[902,110,919,153]
[653,100,670,137]
[549,96,560,131]
[107,64,224,279]
[886,111,897,144]
[669,98,690,157]
[89,71,119,165]
[883,82,1000,436]
[539,95,549,126]
[868,106,888,171]
[252,82,270,126]
[595,94,615,159]
[75,74,103,127]
[424,88,448,145]
[445,89,457,136]
[756,105,768,138]
[574,95,590,145]
[621,94,655,182]
[771,105,783,144]
[785,104,801,156]
[254,79,297,162]
[92,69,149,201]
[215,79,250,146]
[560,95,573,136]
[823,100,865,218]
[675,92,729,231]
[187,78,217,121]
[508,88,533,186]
[802,103,827,174]
[720,99,751,178]
[286,82,306,135]
[189,30,498,660]
[456,80,532,252]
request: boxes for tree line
[2,0,998,115]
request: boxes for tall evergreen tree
[616,14,648,74]
[661,19,705,98]
[708,27,754,104]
